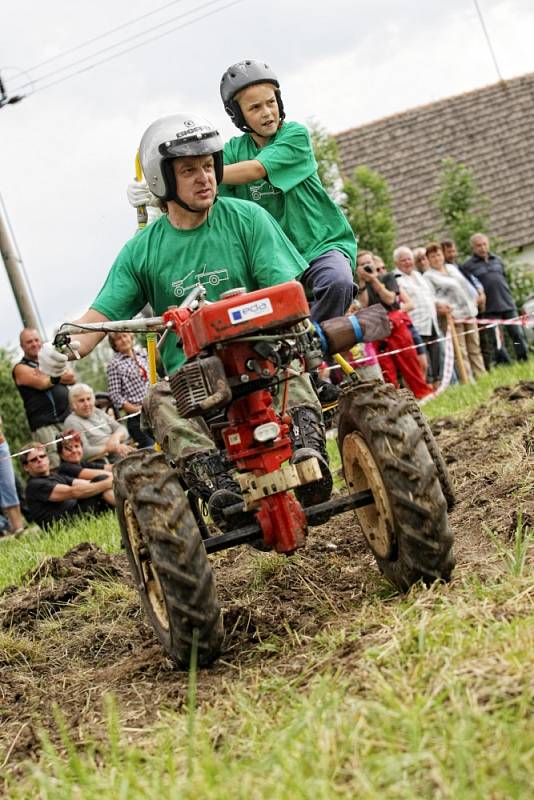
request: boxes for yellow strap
[135,150,148,230]
[135,151,143,182]
[145,332,161,451]
[333,352,356,376]
[146,333,158,385]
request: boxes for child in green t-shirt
[218,59,356,324]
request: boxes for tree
[342,166,396,262]
[307,118,344,202]
[74,340,113,394]
[0,347,30,458]
[434,158,491,259]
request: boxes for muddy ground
[1,381,533,782]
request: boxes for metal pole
[0,195,45,337]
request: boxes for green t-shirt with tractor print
[91,197,307,373]
[219,121,356,269]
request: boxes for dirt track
[1,381,533,779]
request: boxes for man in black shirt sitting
[21,443,115,531]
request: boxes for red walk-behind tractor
[55,281,455,668]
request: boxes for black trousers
[479,309,529,367]
[127,413,155,449]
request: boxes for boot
[182,451,252,532]
[310,370,341,407]
[289,406,333,517]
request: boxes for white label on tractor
[228,433,241,445]
[228,298,273,325]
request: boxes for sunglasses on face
[27,453,48,464]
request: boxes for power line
[30,0,245,96]
[18,0,189,75]
[473,0,503,82]
[11,0,238,94]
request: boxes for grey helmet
[220,59,285,132]
[139,112,224,202]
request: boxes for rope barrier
[2,312,531,464]
[1,410,141,463]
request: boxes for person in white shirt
[425,243,486,379]
[393,246,451,387]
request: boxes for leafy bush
[342,166,396,262]
[434,158,491,259]
[505,260,534,310]
[0,347,30,456]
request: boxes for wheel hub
[123,499,169,630]
[342,432,395,559]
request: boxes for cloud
[1,0,533,351]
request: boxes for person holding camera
[357,251,433,399]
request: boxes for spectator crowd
[0,330,153,535]
[325,232,530,398]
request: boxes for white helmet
[139,112,224,201]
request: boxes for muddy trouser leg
[275,367,332,512]
[142,380,215,469]
[300,250,355,323]
[275,370,323,416]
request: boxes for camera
[363,265,374,274]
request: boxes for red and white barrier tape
[1,411,140,463]
[2,312,532,463]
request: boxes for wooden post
[447,314,469,384]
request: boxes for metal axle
[204,489,374,553]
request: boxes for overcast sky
[1,0,533,351]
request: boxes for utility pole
[0,196,45,337]
[0,73,24,109]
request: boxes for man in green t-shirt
[218,59,357,325]
[39,113,335,525]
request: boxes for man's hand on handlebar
[38,340,81,377]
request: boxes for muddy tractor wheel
[396,388,456,511]
[114,450,224,668]
[337,382,455,592]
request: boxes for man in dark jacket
[13,329,76,467]
[462,234,529,366]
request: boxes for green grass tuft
[0,512,121,592]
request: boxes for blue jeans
[0,439,19,508]
[301,250,355,323]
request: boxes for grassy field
[1,360,533,799]
[421,359,533,419]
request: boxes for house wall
[517,243,534,270]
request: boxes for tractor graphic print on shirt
[249,180,282,202]
[172,264,230,298]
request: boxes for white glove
[38,341,80,377]
[147,205,164,224]
[127,179,158,208]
